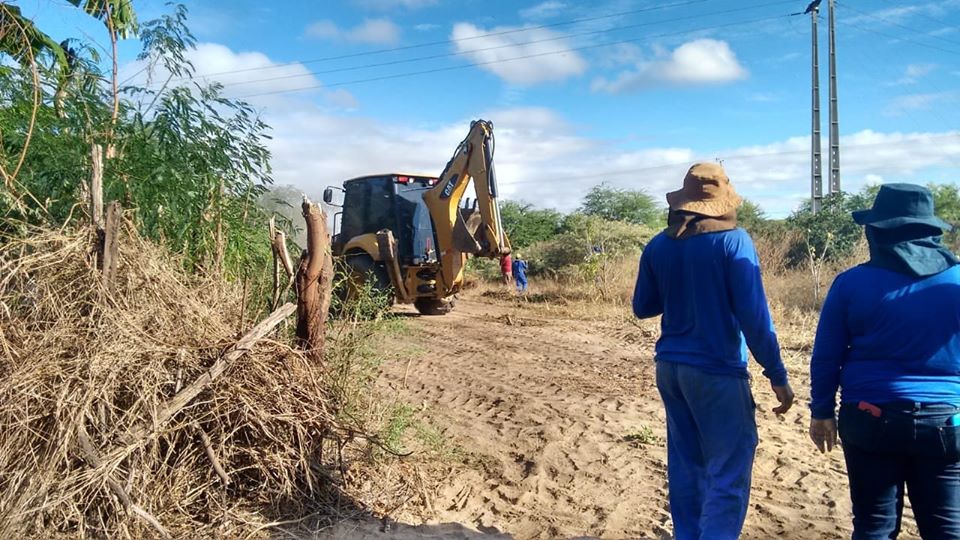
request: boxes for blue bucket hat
[852,183,952,231]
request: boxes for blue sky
[14,0,960,216]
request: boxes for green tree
[580,183,663,228]
[928,183,960,251]
[737,199,768,233]
[499,200,563,249]
[786,190,874,266]
[1,4,275,279]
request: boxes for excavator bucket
[452,207,483,255]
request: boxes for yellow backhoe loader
[323,119,511,315]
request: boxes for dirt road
[351,292,917,539]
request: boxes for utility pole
[808,0,823,213]
[827,0,840,194]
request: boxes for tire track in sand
[379,295,878,539]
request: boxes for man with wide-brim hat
[633,162,794,540]
[809,183,960,539]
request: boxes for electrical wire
[838,1,960,47]
[876,0,958,31]
[232,13,792,98]
[173,0,795,91]
[836,4,960,56]
[174,0,713,82]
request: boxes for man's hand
[810,418,838,453]
[771,382,795,415]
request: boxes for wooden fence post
[90,144,104,231]
[295,198,333,364]
[102,201,121,286]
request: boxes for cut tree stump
[295,198,333,365]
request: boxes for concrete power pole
[809,1,823,213]
[827,0,841,194]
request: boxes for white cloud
[885,92,956,115]
[749,92,780,103]
[591,39,748,93]
[260,96,960,219]
[520,1,568,19]
[127,44,959,221]
[893,62,937,85]
[121,42,356,112]
[846,0,960,26]
[354,0,437,9]
[905,63,937,78]
[864,174,885,186]
[451,23,587,85]
[305,18,400,44]
[324,89,360,110]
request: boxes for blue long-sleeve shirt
[809,265,960,419]
[633,228,788,386]
[512,259,527,281]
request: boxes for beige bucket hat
[666,162,743,217]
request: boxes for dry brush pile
[0,223,360,538]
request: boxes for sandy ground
[322,291,921,539]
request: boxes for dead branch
[270,220,295,310]
[192,423,229,486]
[275,231,294,279]
[115,303,296,449]
[295,198,333,364]
[270,218,281,309]
[76,428,172,539]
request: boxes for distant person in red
[500,253,513,285]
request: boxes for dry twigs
[0,224,355,538]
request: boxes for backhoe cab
[324,119,510,315]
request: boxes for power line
[840,20,960,56]
[175,0,712,82]
[232,13,792,99]
[837,1,960,47]
[185,0,795,92]
[495,133,960,187]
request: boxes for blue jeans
[656,361,758,540]
[839,402,960,540]
[515,276,527,292]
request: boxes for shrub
[523,215,655,278]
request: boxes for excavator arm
[423,119,510,295]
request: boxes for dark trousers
[839,402,960,540]
[656,361,758,540]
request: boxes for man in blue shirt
[512,254,528,293]
[809,184,960,538]
[633,163,794,540]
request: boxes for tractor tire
[336,252,394,310]
[414,297,455,316]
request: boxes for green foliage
[929,183,960,251]
[259,185,308,247]
[1,4,275,280]
[580,183,664,228]
[381,404,415,455]
[66,0,139,38]
[524,214,654,277]
[499,199,563,249]
[786,191,874,265]
[0,3,69,70]
[737,198,768,233]
[623,424,659,447]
